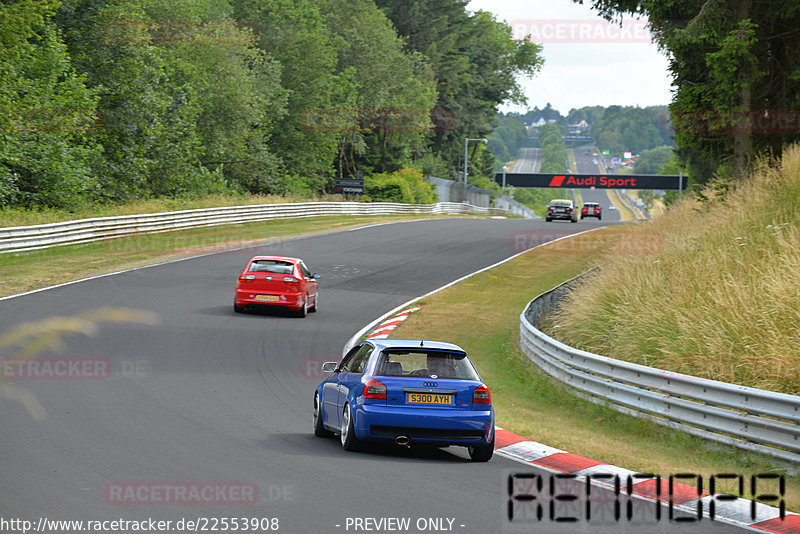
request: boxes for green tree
[579,0,800,182]
[232,0,341,188]
[488,112,530,164]
[634,145,674,174]
[538,124,568,173]
[315,0,438,178]
[144,0,287,195]
[0,0,100,207]
[590,105,672,155]
[375,0,543,179]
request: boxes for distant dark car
[581,202,602,220]
[546,199,578,223]
[234,255,319,317]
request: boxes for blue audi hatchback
[313,339,495,461]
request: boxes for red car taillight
[283,276,298,283]
[239,274,255,282]
[547,206,554,211]
[472,384,491,404]
[363,379,387,400]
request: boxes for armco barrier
[426,176,539,219]
[520,271,800,464]
[0,201,521,254]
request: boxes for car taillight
[283,277,298,282]
[566,208,572,212]
[363,379,387,400]
[239,274,255,282]
[547,206,554,211]
[472,384,491,404]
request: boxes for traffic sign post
[335,177,365,195]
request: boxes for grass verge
[0,214,456,298]
[548,144,800,395]
[610,189,637,221]
[389,224,799,510]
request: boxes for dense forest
[0,0,542,209]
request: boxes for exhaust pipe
[394,435,410,447]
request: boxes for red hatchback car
[581,202,602,220]
[234,256,319,317]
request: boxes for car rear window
[376,350,480,380]
[551,201,571,207]
[248,260,295,274]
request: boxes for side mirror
[312,273,321,279]
[321,362,337,373]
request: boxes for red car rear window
[248,260,295,274]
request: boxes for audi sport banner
[495,173,687,190]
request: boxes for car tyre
[313,393,332,438]
[468,433,495,462]
[545,217,551,222]
[340,403,360,451]
[571,217,577,223]
[295,294,308,318]
[233,302,245,313]
[309,293,318,313]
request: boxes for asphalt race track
[0,218,740,533]
[572,147,623,223]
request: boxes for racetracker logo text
[510,19,651,43]
[104,482,258,505]
[0,357,111,380]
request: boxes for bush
[364,167,437,204]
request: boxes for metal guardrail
[520,271,800,464]
[425,176,539,219]
[0,201,520,255]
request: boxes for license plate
[407,393,452,405]
[255,295,279,302]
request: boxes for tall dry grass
[545,144,800,394]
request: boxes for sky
[466,0,674,116]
